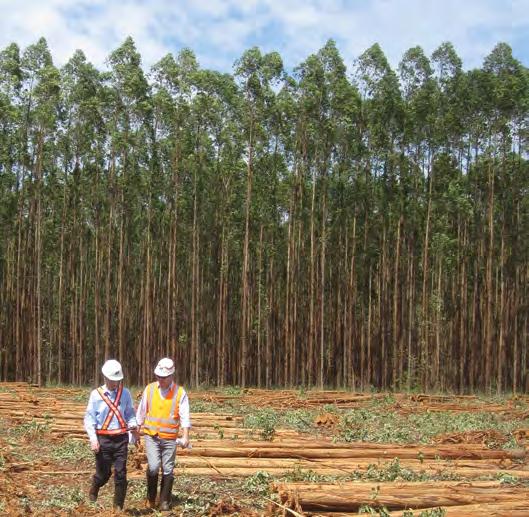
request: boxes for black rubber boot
[146,472,158,508]
[88,479,99,502]
[159,474,174,511]
[113,481,127,511]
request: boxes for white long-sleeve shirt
[136,382,191,429]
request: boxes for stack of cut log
[1,383,529,486]
[274,480,529,516]
[193,389,392,409]
[1,381,526,414]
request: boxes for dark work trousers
[93,433,128,489]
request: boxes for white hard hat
[154,357,175,377]
[101,359,124,381]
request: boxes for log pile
[1,381,526,413]
[193,389,391,409]
[385,501,529,517]
[1,381,529,514]
[274,481,529,515]
[193,389,519,414]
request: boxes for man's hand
[131,427,140,441]
[180,428,190,448]
[90,439,100,453]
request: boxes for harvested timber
[318,502,529,517]
[114,448,529,479]
[187,445,525,460]
[193,389,391,409]
[176,456,522,469]
[1,383,527,415]
[409,394,478,402]
[274,481,529,512]
[385,500,529,517]
[173,457,529,479]
[274,480,513,491]
[161,465,529,480]
[3,383,529,517]
[187,439,511,451]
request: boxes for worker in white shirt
[136,357,191,510]
[84,359,138,510]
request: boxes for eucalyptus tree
[151,49,198,384]
[355,44,404,389]
[18,38,60,386]
[57,49,105,384]
[399,46,440,389]
[187,67,239,387]
[482,44,528,393]
[106,37,152,383]
[319,44,361,389]
[234,47,283,387]
[0,43,22,379]
[192,70,243,386]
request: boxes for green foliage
[9,419,49,439]
[243,409,278,440]
[222,386,243,396]
[243,471,272,495]
[282,466,327,482]
[363,459,428,482]
[498,473,520,484]
[190,400,228,413]
[127,480,148,501]
[50,440,92,461]
[339,408,521,445]
[213,423,225,439]
[171,477,245,516]
[39,486,85,510]
[0,386,13,394]
[72,390,91,403]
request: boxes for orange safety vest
[143,382,183,440]
[96,384,128,436]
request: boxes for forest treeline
[0,37,528,391]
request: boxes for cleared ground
[1,383,529,515]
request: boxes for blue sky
[0,0,526,73]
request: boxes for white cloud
[0,0,525,73]
[260,0,525,70]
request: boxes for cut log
[274,481,529,512]
[386,500,529,517]
[188,446,524,460]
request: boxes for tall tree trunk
[35,132,44,386]
[485,161,494,392]
[240,117,254,387]
[421,155,433,391]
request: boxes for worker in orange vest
[84,359,138,511]
[136,358,191,510]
